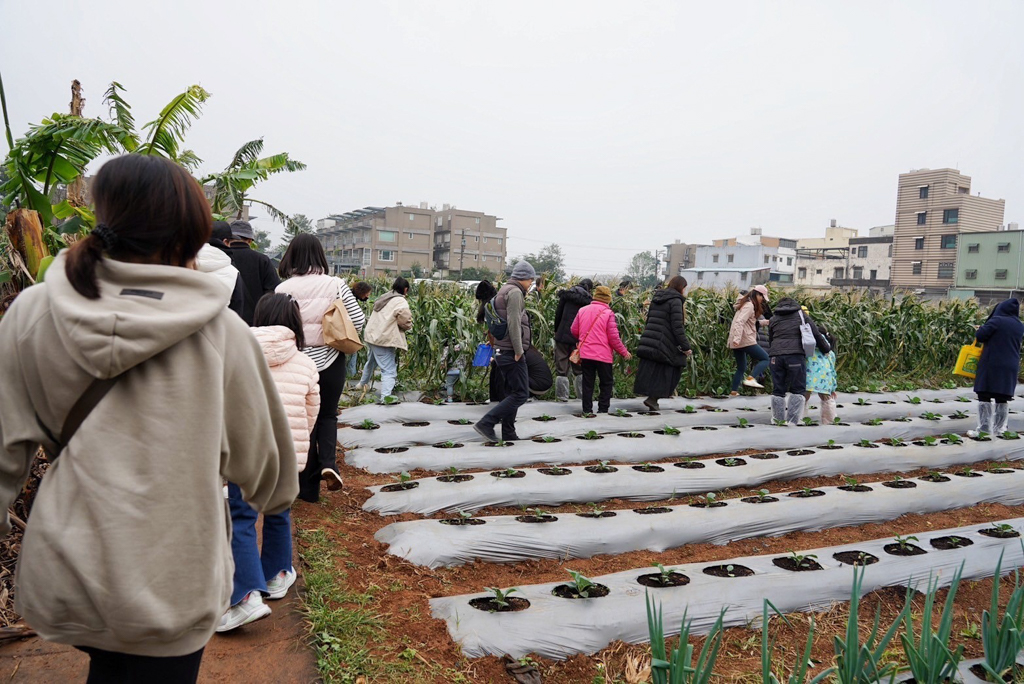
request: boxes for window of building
[475,218,481,224]
[764,255,769,264]
[473,236,479,242]
[857,246,868,258]
[914,237,925,250]
[833,267,844,279]
[968,243,980,253]
[998,243,1011,253]
[379,230,397,242]
[958,186,969,194]
[697,271,704,280]
[482,237,488,243]
[408,214,415,221]
[712,254,719,263]
[727,254,734,263]
[378,250,395,262]
[888,244,893,258]
[996,269,1008,280]
[853,267,863,280]
[496,238,503,246]
[740,271,747,282]
[436,216,442,227]
[473,254,478,261]
[798,267,807,279]
[938,262,954,279]
[869,269,877,280]
[816,269,822,275]
[917,212,927,226]
[943,208,959,224]
[912,262,922,275]
[786,257,792,265]
[919,185,929,199]
[941,234,956,249]
[965,269,978,280]
[405,232,414,240]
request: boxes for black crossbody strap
[36,376,119,460]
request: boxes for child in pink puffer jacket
[570,285,631,414]
[218,293,320,633]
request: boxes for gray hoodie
[0,252,298,657]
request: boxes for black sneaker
[473,422,498,442]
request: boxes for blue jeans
[346,352,358,378]
[227,482,292,606]
[359,344,398,398]
[732,344,770,391]
[445,368,461,398]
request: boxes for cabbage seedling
[527,507,553,519]
[737,417,750,428]
[893,534,919,551]
[484,586,519,608]
[651,563,675,586]
[661,425,680,435]
[920,412,941,421]
[907,396,922,405]
[866,418,883,426]
[581,430,600,440]
[788,552,818,568]
[681,405,697,414]
[359,419,379,429]
[612,408,629,417]
[950,410,968,420]
[754,489,772,502]
[943,433,963,444]
[566,569,595,597]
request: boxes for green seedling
[755,488,772,502]
[625,431,643,438]
[801,417,815,426]
[443,440,457,448]
[454,509,473,520]
[956,396,972,403]
[540,435,558,443]
[922,436,938,446]
[494,439,509,447]
[652,563,675,586]
[772,419,788,426]
[960,621,981,640]
[566,569,595,597]
[893,534,919,550]
[788,551,818,567]
[891,475,905,482]
[834,417,843,425]
[737,417,750,427]
[827,439,837,447]
[855,398,870,406]
[587,502,605,515]
[527,507,553,518]
[445,466,460,475]
[395,471,412,484]
[843,476,860,487]
[944,433,963,444]
[613,408,629,417]
[699,492,718,505]
[381,395,398,405]
[498,467,519,478]
[359,419,379,429]
[661,425,681,435]
[640,461,652,468]
[958,467,976,476]
[907,396,922,405]
[484,586,519,608]
[801,487,815,496]
[457,418,472,425]
[597,460,611,469]
[723,458,740,466]
[1002,431,1020,440]
[539,414,554,421]
[681,405,697,414]
[890,437,905,446]
[921,412,941,420]
[581,430,600,440]
[950,410,969,420]
[725,564,738,577]
[857,439,875,447]
[993,523,1015,534]
[866,418,883,426]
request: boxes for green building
[949,229,1024,304]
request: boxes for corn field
[357,278,985,401]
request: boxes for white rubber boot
[968,401,993,438]
[555,376,570,403]
[770,396,786,424]
[786,393,806,426]
[993,402,1010,436]
[821,395,837,425]
[573,374,583,400]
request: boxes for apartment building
[795,221,858,251]
[793,224,893,293]
[662,240,697,279]
[682,229,797,290]
[891,168,1005,295]
[949,228,1024,305]
[315,203,507,278]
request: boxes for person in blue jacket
[969,298,1024,437]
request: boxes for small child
[218,293,320,632]
[570,285,632,414]
[804,324,838,424]
[442,342,467,404]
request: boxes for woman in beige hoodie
[0,156,297,682]
[355,277,413,402]
[727,284,771,396]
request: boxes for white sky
[3,0,1022,275]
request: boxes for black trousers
[77,646,204,684]
[581,359,614,414]
[481,352,530,436]
[978,391,1012,403]
[769,354,806,396]
[300,354,346,502]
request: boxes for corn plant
[762,599,833,684]
[484,586,519,608]
[980,550,1024,682]
[899,565,965,683]
[832,566,909,683]
[645,592,724,684]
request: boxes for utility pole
[458,229,466,280]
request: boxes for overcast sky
[3,1,1022,275]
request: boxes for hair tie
[92,223,118,251]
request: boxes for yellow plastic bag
[953,340,983,379]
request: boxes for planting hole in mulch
[439,518,486,526]
[469,596,531,613]
[637,411,661,416]
[374,447,409,454]
[584,465,619,474]
[702,564,754,578]
[882,480,917,489]
[617,433,645,439]
[491,470,526,479]
[892,417,913,423]
[402,421,429,427]
[883,542,927,556]
[955,471,983,478]
[533,416,557,422]
[576,435,604,441]
[515,515,558,523]
[577,511,617,519]
[855,442,880,448]
[787,449,815,456]
[689,501,728,508]
[692,426,718,431]
[817,444,843,450]
[729,425,754,429]
[674,461,706,469]
[969,664,1024,682]
[879,400,896,404]
[930,535,973,550]
[573,413,598,419]
[833,551,880,566]
[531,437,562,444]
[989,468,1016,473]
[749,453,780,460]
[381,482,419,492]
[716,458,747,467]
[920,474,951,483]
[437,474,474,483]
[632,464,665,473]
[538,467,571,476]
[839,485,873,492]
[633,507,672,515]
[741,496,779,504]
[772,557,824,572]
[551,583,611,599]
[737,407,757,412]
[433,442,464,449]
[654,429,680,435]
[448,419,473,426]
[485,441,515,448]
[788,489,826,498]
[980,527,1021,539]
[636,572,690,588]
[353,423,380,430]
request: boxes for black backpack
[484,295,508,340]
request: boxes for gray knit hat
[510,260,537,281]
[230,220,255,240]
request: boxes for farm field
[291,388,1024,683]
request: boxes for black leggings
[77,646,204,684]
[300,354,346,502]
[978,392,1012,404]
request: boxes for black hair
[211,221,234,244]
[253,293,306,349]
[352,281,372,299]
[579,278,594,292]
[66,155,212,299]
[278,233,328,278]
[392,276,410,294]
[475,279,497,323]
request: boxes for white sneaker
[321,468,343,491]
[742,376,764,389]
[265,568,297,600]
[216,591,271,632]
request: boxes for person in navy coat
[969,298,1024,437]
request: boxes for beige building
[891,168,1005,294]
[662,240,697,279]
[795,221,859,251]
[315,203,507,278]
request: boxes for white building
[682,229,797,289]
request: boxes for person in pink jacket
[570,285,632,414]
[218,293,320,633]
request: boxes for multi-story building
[682,229,797,290]
[891,168,1005,296]
[795,221,859,251]
[793,224,894,293]
[662,240,697,279]
[315,203,507,278]
[949,228,1024,305]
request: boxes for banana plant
[202,137,306,228]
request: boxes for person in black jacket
[553,279,593,402]
[226,220,281,325]
[633,276,691,411]
[767,298,830,425]
[968,298,1024,437]
[209,221,247,317]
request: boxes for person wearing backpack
[570,286,631,413]
[474,261,536,442]
[767,298,830,425]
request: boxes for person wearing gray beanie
[474,261,536,442]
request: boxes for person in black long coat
[969,298,1024,437]
[633,276,691,411]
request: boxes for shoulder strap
[37,376,120,460]
[579,309,612,346]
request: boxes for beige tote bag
[323,283,363,354]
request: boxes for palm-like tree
[202,138,306,230]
